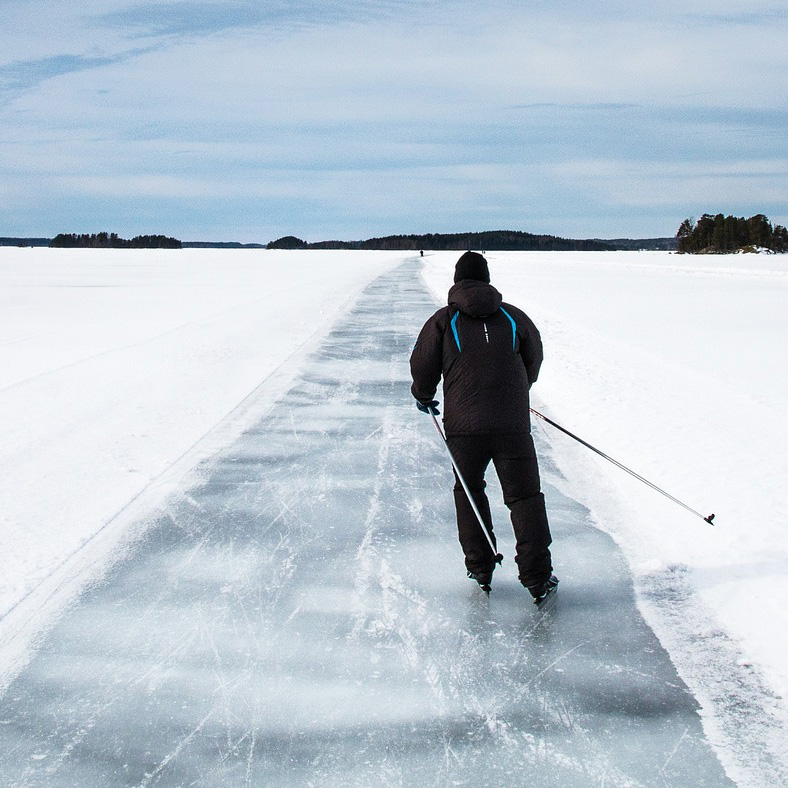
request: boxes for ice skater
[410,251,558,603]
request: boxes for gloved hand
[416,399,440,414]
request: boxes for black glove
[416,399,440,414]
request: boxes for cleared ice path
[0,260,734,787]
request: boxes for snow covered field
[0,248,401,623]
[3,254,753,787]
[422,251,788,723]
[2,246,787,764]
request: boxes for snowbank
[421,250,788,710]
[0,248,404,620]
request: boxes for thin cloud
[686,9,788,25]
[91,0,431,39]
[94,2,271,38]
[510,103,641,111]
[0,48,158,97]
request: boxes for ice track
[0,260,734,787]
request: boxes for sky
[1,0,787,242]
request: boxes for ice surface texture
[0,261,733,787]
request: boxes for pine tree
[676,213,786,254]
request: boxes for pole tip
[705,513,715,525]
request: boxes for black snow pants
[446,431,552,589]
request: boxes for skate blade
[533,582,559,607]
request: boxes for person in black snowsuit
[410,252,556,600]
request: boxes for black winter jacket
[410,279,543,435]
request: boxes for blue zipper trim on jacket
[499,307,516,351]
[450,311,461,351]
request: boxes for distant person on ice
[409,252,558,602]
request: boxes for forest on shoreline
[8,217,788,253]
[49,233,182,249]
[1,229,677,251]
[677,214,787,254]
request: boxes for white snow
[0,248,403,620]
[421,250,788,715]
[2,245,787,761]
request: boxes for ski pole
[530,408,715,525]
[428,408,503,561]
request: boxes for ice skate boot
[528,575,559,605]
[467,567,494,594]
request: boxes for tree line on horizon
[267,230,620,252]
[676,214,788,254]
[17,218,788,254]
[50,232,182,249]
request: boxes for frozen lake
[0,260,734,786]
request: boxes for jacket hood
[448,279,503,317]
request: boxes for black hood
[448,279,503,318]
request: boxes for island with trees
[50,232,182,249]
[676,214,787,254]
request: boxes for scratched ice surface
[0,261,734,787]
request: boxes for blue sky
[1,0,787,242]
